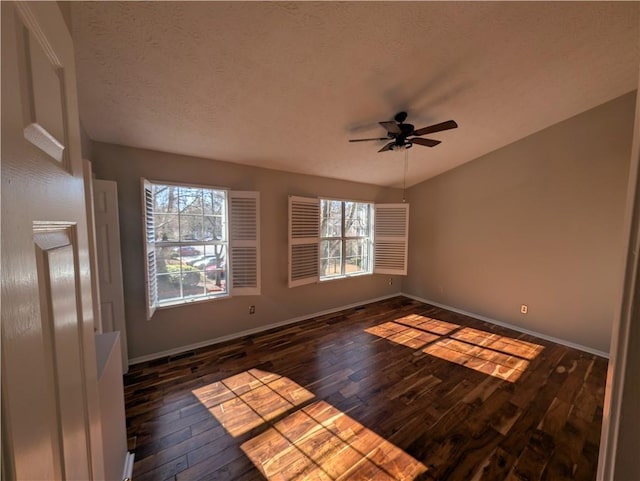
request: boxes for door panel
[14,1,70,168]
[35,228,90,481]
[1,2,104,480]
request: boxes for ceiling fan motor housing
[394,111,408,123]
[392,122,415,147]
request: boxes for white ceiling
[70,2,639,188]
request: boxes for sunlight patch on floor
[424,327,544,382]
[192,368,314,437]
[393,314,461,335]
[193,369,427,480]
[241,400,427,480]
[365,317,544,383]
[451,327,544,360]
[365,321,441,349]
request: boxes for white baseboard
[400,292,609,359]
[122,452,134,481]
[128,293,400,365]
[129,292,609,365]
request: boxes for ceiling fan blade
[349,137,390,142]
[411,138,442,147]
[379,121,401,134]
[378,142,395,152]
[413,120,458,136]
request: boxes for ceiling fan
[349,112,458,152]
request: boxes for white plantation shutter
[289,196,320,287]
[141,178,158,319]
[374,203,409,275]
[229,191,260,296]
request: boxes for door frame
[597,71,640,478]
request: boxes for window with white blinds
[288,196,409,287]
[229,191,260,296]
[142,179,260,318]
[373,203,409,275]
[288,196,320,287]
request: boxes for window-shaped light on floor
[366,321,441,349]
[424,327,544,382]
[241,400,427,480]
[191,368,315,437]
[365,315,460,350]
[365,316,544,383]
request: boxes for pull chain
[402,147,408,203]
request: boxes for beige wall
[92,92,634,360]
[91,143,403,360]
[405,92,636,353]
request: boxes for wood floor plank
[470,447,517,481]
[124,296,607,481]
[133,424,226,478]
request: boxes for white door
[1,2,104,480]
[93,179,129,373]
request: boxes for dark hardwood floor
[124,296,607,481]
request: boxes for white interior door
[1,2,104,479]
[93,178,129,373]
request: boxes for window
[320,199,372,279]
[143,179,259,318]
[288,196,408,287]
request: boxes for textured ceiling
[70,2,639,188]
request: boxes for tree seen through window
[152,183,228,303]
[320,199,372,279]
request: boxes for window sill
[156,292,229,311]
[319,272,372,283]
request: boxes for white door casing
[84,159,103,334]
[1,2,104,480]
[596,63,640,480]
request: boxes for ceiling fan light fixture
[391,143,412,151]
[349,112,457,153]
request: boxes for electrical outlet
[249,305,255,315]
[388,278,393,285]
[520,304,528,314]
